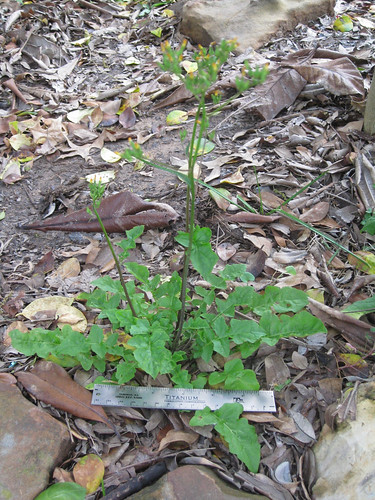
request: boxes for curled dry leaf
[20,296,74,320]
[226,212,281,224]
[308,298,375,352]
[15,360,112,427]
[21,191,178,233]
[158,429,199,451]
[56,305,87,332]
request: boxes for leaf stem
[174,96,205,350]
[92,204,137,317]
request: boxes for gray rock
[0,382,74,500]
[180,0,335,53]
[313,381,375,499]
[128,465,267,499]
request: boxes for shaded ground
[1,0,375,498]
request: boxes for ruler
[92,385,276,412]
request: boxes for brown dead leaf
[158,429,199,451]
[322,250,346,269]
[232,248,267,278]
[15,361,113,427]
[243,68,307,121]
[216,242,237,261]
[0,373,17,384]
[119,107,136,129]
[291,57,365,97]
[226,212,280,224]
[153,84,193,109]
[53,467,74,483]
[265,354,290,387]
[51,258,81,280]
[2,291,25,317]
[5,320,28,347]
[318,378,342,405]
[299,202,329,223]
[291,351,308,370]
[308,298,375,352]
[22,191,178,233]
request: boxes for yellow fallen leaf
[348,251,375,274]
[53,258,81,280]
[73,454,105,494]
[166,110,188,125]
[181,60,198,74]
[85,171,116,184]
[19,297,74,320]
[100,147,122,163]
[56,305,87,332]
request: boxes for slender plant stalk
[174,97,206,349]
[268,171,329,215]
[92,204,138,317]
[277,208,369,266]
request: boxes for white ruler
[92,385,276,412]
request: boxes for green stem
[277,209,369,267]
[268,171,329,215]
[174,96,205,350]
[92,205,137,318]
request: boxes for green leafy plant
[10,40,327,474]
[361,209,375,236]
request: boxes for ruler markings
[92,384,276,412]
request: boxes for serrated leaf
[125,262,150,282]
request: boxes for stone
[128,465,267,499]
[313,381,375,499]
[0,382,74,500]
[180,0,335,53]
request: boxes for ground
[1,0,375,499]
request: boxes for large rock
[0,382,74,500]
[129,465,267,499]
[180,0,335,53]
[313,381,375,499]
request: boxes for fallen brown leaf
[308,298,375,352]
[227,212,281,224]
[15,361,113,427]
[21,191,178,233]
[158,429,199,451]
[299,202,329,223]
